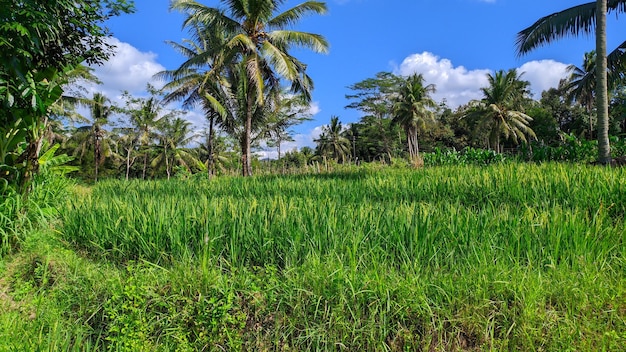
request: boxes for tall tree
[565,51,597,139]
[465,69,536,153]
[314,116,350,163]
[346,72,404,162]
[76,93,115,182]
[157,22,230,179]
[263,93,312,160]
[152,117,200,179]
[171,0,329,176]
[515,0,620,163]
[392,73,437,165]
[121,85,175,179]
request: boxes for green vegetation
[1,1,626,351]
[1,164,624,350]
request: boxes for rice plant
[7,165,625,350]
[61,163,625,273]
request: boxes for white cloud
[394,51,570,108]
[394,52,490,108]
[87,37,165,99]
[307,101,321,116]
[518,60,570,98]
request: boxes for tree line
[2,0,626,195]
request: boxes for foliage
[464,69,536,153]
[392,73,437,165]
[170,0,328,176]
[520,133,626,162]
[0,0,134,193]
[0,0,134,72]
[516,0,616,163]
[422,147,507,166]
[0,172,73,255]
[314,116,351,163]
[0,67,66,192]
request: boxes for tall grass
[7,163,624,350]
[1,173,72,255]
[61,163,625,272]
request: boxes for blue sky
[91,0,624,157]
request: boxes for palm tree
[314,116,350,163]
[196,130,230,175]
[171,0,329,176]
[77,92,114,182]
[121,86,173,179]
[152,117,201,179]
[69,125,118,181]
[516,0,616,163]
[392,73,437,165]
[111,127,137,180]
[565,51,597,139]
[466,69,536,153]
[157,23,230,179]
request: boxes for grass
[63,163,625,270]
[1,163,625,350]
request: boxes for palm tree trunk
[165,143,170,180]
[407,129,415,164]
[207,116,215,179]
[414,133,420,158]
[126,147,132,181]
[496,135,501,154]
[142,151,148,180]
[242,105,253,177]
[587,103,593,140]
[94,127,101,183]
[596,0,611,164]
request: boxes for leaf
[6,92,14,107]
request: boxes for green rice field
[1,163,625,350]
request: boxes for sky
[89,0,625,158]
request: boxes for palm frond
[262,40,299,80]
[516,2,597,56]
[268,1,328,29]
[516,0,626,56]
[268,30,329,53]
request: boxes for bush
[422,147,505,166]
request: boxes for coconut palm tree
[466,69,536,153]
[392,73,437,165]
[196,130,230,175]
[171,0,329,176]
[565,51,597,139]
[75,92,114,182]
[157,22,231,179]
[121,86,175,179]
[516,0,619,163]
[314,116,350,163]
[152,117,201,179]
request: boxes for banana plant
[38,143,79,176]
